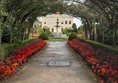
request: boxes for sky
[73,17,82,28]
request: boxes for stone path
[3,42,98,83]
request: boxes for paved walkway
[4,42,98,83]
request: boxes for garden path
[4,42,98,83]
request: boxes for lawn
[47,38,68,42]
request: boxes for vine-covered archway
[0,0,118,46]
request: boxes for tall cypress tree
[72,23,77,33]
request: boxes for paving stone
[48,61,70,67]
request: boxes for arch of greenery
[0,0,118,46]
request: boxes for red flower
[67,39,118,82]
[0,39,47,80]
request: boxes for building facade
[42,13,73,33]
[33,21,42,28]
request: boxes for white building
[33,21,42,28]
[42,13,73,33]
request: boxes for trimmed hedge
[68,32,77,40]
[0,38,37,60]
[21,38,37,46]
[45,30,52,36]
[78,38,118,54]
[39,32,49,40]
[37,27,44,35]
[0,48,4,60]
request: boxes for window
[69,21,71,24]
[34,25,36,28]
[44,22,46,24]
[65,21,67,24]
[52,28,54,32]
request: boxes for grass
[47,38,68,42]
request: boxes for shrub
[72,23,77,33]
[37,27,44,35]
[63,28,68,34]
[67,32,71,36]
[12,37,21,44]
[21,38,37,46]
[39,32,49,40]
[45,30,52,36]
[0,48,4,60]
[68,32,77,40]
[2,27,10,43]
[4,44,19,57]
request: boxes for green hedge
[0,38,37,60]
[68,32,77,40]
[78,38,118,54]
[0,48,4,60]
[39,32,49,40]
[21,38,37,46]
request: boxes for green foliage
[0,0,7,16]
[12,37,21,44]
[67,32,72,36]
[0,38,37,60]
[45,30,52,36]
[37,27,44,35]
[2,27,10,42]
[77,25,84,34]
[63,28,74,36]
[0,0,118,46]
[67,28,74,36]
[78,38,118,53]
[0,47,5,60]
[43,26,49,32]
[68,32,77,40]
[72,23,77,33]
[63,28,68,34]
[39,32,49,40]
[3,44,19,57]
[21,38,37,46]
[116,31,118,44]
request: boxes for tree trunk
[9,25,14,44]
[93,24,97,41]
[0,18,2,46]
[0,28,2,46]
[26,27,31,39]
[9,30,13,44]
[84,26,88,39]
[111,27,116,46]
[102,32,104,43]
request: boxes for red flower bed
[0,39,46,80]
[67,39,118,83]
